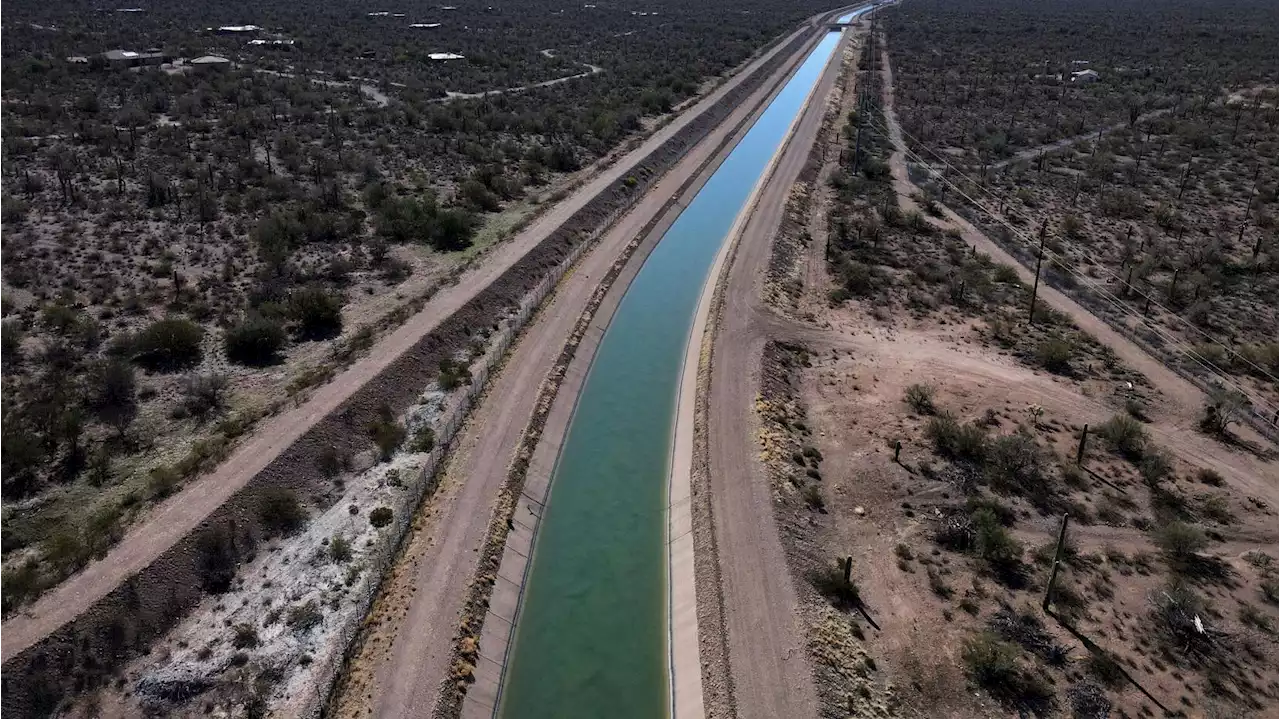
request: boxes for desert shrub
[925,411,987,462]
[90,359,138,433]
[288,286,344,341]
[1095,414,1147,460]
[369,506,394,528]
[196,524,239,594]
[286,601,323,634]
[989,608,1065,662]
[1150,581,1218,659]
[1,320,23,368]
[965,495,1016,526]
[1199,385,1247,437]
[1239,604,1273,633]
[973,508,1022,572]
[1138,448,1173,485]
[904,383,936,414]
[133,317,204,371]
[962,632,1054,711]
[225,315,287,366]
[317,447,350,478]
[231,623,260,649]
[801,482,825,511]
[1196,467,1225,486]
[984,432,1048,502]
[147,465,182,500]
[1,561,43,615]
[1153,521,1207,571]
[1258,573,1277,606]
[438,357,472,390]
[1035,336,1075,374]
[328,534,352,563]
[1199,495,1232,524]
[257,487,306,537]
[368,405,406,461]
[1070,675,1111,716]
[182,372,230,421]
[810,560,861,609]
[411,425,436,453]
[962,631,1018,686]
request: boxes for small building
[212,24,260,35]
[1071,69,1100,84]
[102,48,169,66]
[190,55,232,71]
[66,55,90,65]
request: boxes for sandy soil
[325,17,843,719]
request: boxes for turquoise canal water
[497,29,845,719]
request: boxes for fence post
[1075,424,1089,466]
[1042,513,1070,612]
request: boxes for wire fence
[300,186,642,719]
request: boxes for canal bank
[496,28,850,719]
[465,9,863,719]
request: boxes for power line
[861,112,1277,419]
[885,114,1279,383]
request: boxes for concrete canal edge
[671,19,857,719]
[454,9,861,719]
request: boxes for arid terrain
[709,2,1278,717]
[0,0,863,716]
[1,0,1275,717]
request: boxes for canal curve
[496,27,848,719]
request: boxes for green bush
[962,631,1018,686]
[1153,521,1207,571]
[925,411,987,462]
[1,319,23,369]
[133,318,204,371]
[1035,336,1075,374]
[973,508,1022,571]
[257,487,306,537]
[1096,414,1147,460]
[328,534,352,563]
[286,601,323,634]
[369,506,394,528]
[438,357,472,391]
[411,425,436,453]
[368,405,406,461]
[288,286,344,341]
[148,465,182,500]
[904,383,936,414]
[225,315,287,366]
[232,623,260,649]
[984,433,1046,499]
[196,524,239,594]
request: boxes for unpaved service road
[329,17,844,719]
[703,23,859,719]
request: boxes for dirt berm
[0,24,820,719]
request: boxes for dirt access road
[325,12,857,719]
[877,42,1275,502]
[699,22,864,719]
[0,18,822,665]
